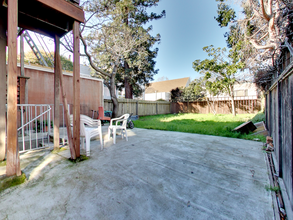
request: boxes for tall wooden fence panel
[104,99,171,116]
[19,64,104,118]
[266,63,293,209]
[171,99,261,114]
[105,98,261,116]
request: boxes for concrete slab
[0,128,273,219]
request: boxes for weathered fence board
[266,63,293,209]
[104,98,261,116]
[104,99,171,116]
[171,99,261,114]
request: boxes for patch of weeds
[265,185,280,192]
[51,147,67,154]
[0,172,26,192]
[51,149,60,154]
[68,155,89,163]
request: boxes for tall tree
[70,0,164,117]
[118,0,165,99]
[193,46,245,116]
[115,29,161,98]
[215,0,293,82]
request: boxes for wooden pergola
[0,0,84,176]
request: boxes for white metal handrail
[10,104,70,153]
[17,106,51,131]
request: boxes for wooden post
[55,36,75,159]
[6,0,21,176]
[20,34,24,76]
[20,33,28,104]
[54,36,60,151]
[73,21,80,157]
[0,8,6,161]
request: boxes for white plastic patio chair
[108,114,130,144]
[70,114,103,156]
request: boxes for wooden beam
[36,0,84,23]
[18,14,67,38]
[20,33,28,105]
[55,35,75,159]
[0,8,6,161]
[20,34,24,77]
[6,0,21,176]
[73,21,80,157]
[54,36,60,151]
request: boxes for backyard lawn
[134,112,266,142]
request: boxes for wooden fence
[265,62,293,209]
[171,99,261,114]
[103,98,261,116]
[104,99,171,116]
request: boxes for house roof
[145,77,190,94]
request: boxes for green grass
[265,185,280,192]
[134,112,266,142]
[0,172,26,192]
[68,155,89,163]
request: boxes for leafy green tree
[214,0,293,81]
[182,78,205,101]
[193,46,245,116]
[203,77,225,115]
[113,0,165,99]
[214,0,236,27]
[170,79,206,102]
[78,0,164,117]
[115,33,161,98]
[170,87,183,102]
[23,51,73,71]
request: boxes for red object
[97,107,111,121]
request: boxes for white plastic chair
[108,114,130,144]
[70,114,103,156]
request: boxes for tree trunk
[124,61,133,99]
[109,74,119,118]
[231,95,236,116]
[227,84,236,116]
[230,93,236,116]
[122,11,133,99]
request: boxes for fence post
[156,102,158,115]
[136,101,138,116]
[277,82,283,177]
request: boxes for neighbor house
[145,77,191,101]
[207,82,260,100]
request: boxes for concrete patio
[0,127,273,219]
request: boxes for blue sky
[21,0,237,83]
[147,0,231,81]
